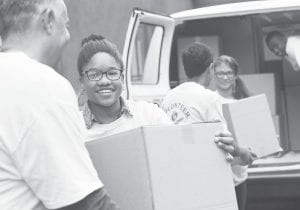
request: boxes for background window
[131,24,163,85]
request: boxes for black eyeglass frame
[84,68,123,81]
[214,70,235,79]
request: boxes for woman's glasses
[84,68,122,81]
[214,71,235,79]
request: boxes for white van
[122,1,300,209]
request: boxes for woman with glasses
[213,55,251,100]
[212,55,252,210]
[77,34,172,140]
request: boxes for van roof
[171,0,300,21]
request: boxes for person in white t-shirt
[77,34,173,140]
[162,42,254,210]
[0,1,119,210]
[212,55,253,210]
[265,30,300,71]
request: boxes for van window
[130,23,163,85]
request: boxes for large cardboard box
[222,94,282,158]
[86,123,238,210]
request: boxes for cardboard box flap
[86,128,154,210]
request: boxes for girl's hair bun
[81,34,105,47]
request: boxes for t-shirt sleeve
[293,45,300,71]
[286,55,300,71]
[11,104,103,209]
[286,37,300,71]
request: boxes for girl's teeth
[98,89,112,94]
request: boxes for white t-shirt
[285,35,300,71]
[85,100,172,141]
[162,82,224,124]
[0,52,103,210]
[162,82,246,186]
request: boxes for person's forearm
[232,147,255,166]
[55,188,120,210]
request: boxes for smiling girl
[77,34,172,140]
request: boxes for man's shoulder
[166,82,218,100]
[0,52,75,104]
[166,82,195,96]
[0,52,63,83]
[26,54,71,91]
[287,35,300,46]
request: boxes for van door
[122,9,175,104]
